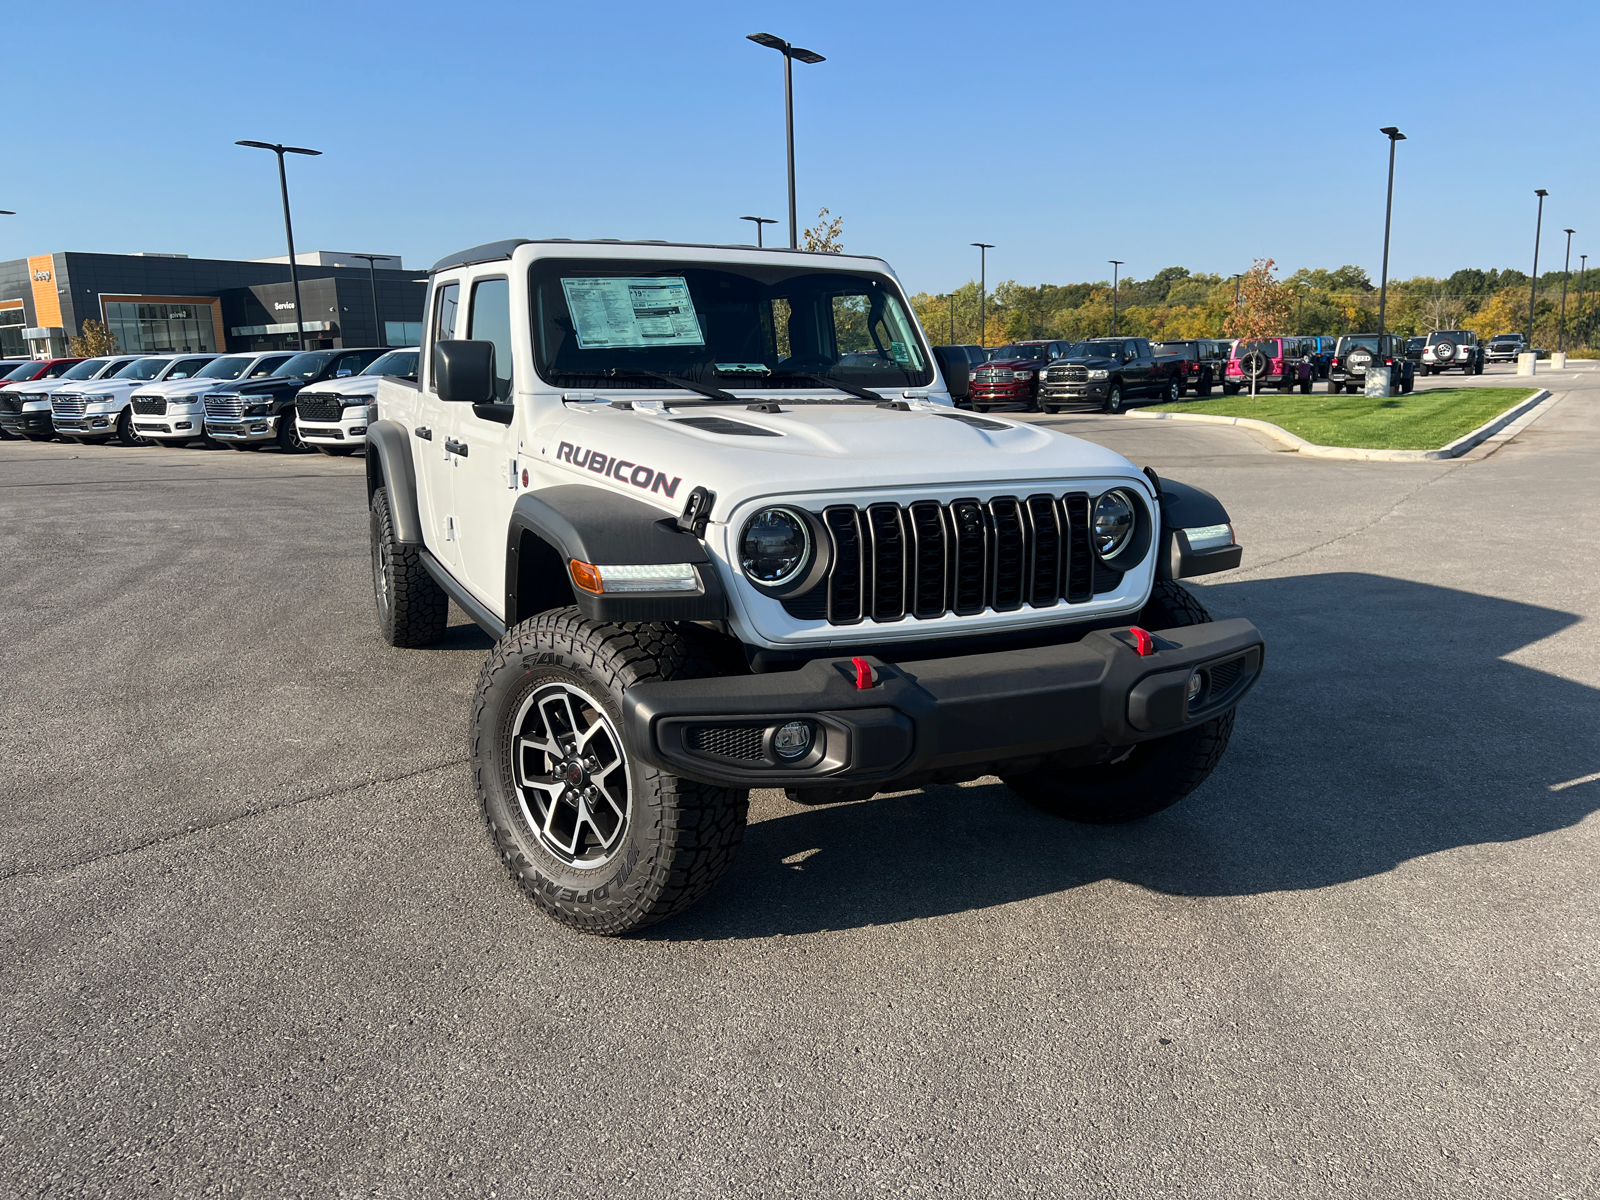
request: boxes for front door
[446,274,521,616]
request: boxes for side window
[251,355,291,377]
[468,278,514,403]
[44,361,72,378]
[429,281,460,391]
[1124,340,1138,360]
[333,352,373,377]
[169,357,209,379]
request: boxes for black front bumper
[0,410,52,435]
[623,619,1264,789]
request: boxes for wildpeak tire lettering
[555,442,682,498]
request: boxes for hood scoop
[937,411,1010,431]
[670,416,782,437]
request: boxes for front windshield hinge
[562,391,596,402]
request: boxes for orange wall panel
[27,255,61,327]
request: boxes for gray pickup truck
[1037,337,1184,414]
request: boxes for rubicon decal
[556,442,682,498]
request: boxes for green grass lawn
[1147,387,1538,450]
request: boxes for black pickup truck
[1037,337,1184,414]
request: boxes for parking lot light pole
[1558,229,1574,353]
[740,215,777,248]
[1581,254,1589,349]
[1108,260,1124,337]
[1528,189,1548,346]
[236,140,321,351]
[746,34,825,250]
[1377,127,1405,339]
[352,254,386,346]
[1232,273,1242,308]
[971,243,993,347]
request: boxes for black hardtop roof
[429,238,881,275]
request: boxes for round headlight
[1092,490,1136,558]
[740,508,810,586]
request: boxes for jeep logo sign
[32,269,50,282]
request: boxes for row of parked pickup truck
[930,325,1516,414]
[0,346,419,451]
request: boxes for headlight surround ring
[1092,487,1153,572]
[737,506,830,598]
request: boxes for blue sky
[12,0,1595,294]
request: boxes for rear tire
[472,610,749,935]
[1163,376,1181,403]
[1300,376,1313,393]
[370,485,449,648]
[1001,581,1233,824]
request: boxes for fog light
[1187,673,1203,702]
[771,720,814,761]
[250,422,268,432]
[176,421,192,430]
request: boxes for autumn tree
[802,207,843,253]
[68,320,119,357]
[1224,258,1295,341]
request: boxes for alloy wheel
[511,681,630,869]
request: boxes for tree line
[908,262,1600,351]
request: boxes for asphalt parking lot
[4,369,1598,1197]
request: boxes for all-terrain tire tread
[371,487,448,648]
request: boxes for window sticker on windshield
[890,340,909,364]
[561,277,705,349]
[714,362,769,374]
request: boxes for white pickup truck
[296,346,419,455]
[131,351,296,446]
[366,239,1262,935]
[1,355,144,440]
[52,353,217,445]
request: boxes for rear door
[445,272,521,614]
[415,278,464,570]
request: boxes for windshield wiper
[762,370,885,403]
[601,368,739,403]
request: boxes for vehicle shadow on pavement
[646,572,1600,940]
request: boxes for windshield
[1233,339,1282,359]
[988,343,1048,362]
[114,358,169,381]
[1492,333,1521,342]
[2,362,41,381]
[61,358,111,380]
[195,355,254,380]
[528,259,931,392]
[362,349,418,378]
[1338,337,1381,354]
[1066,341,1124,358]
[272,351,337,380]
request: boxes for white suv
[53,353,218,445]
[363,238,1263,935]
[1,356,145,440]
[296,346,419,455]
[131,351,295,446]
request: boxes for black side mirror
[434,340,495,403]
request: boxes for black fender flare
[506,485,728,624]
[1151,476,1243,580]
[365,419,424,545]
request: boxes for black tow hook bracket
[676,486,716,538]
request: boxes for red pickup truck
[967,340,1071,412]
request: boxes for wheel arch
[505,486,728,625]
[365,419,424,545]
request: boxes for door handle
[445,438,469,457]
[414,426,432,440]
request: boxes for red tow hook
[852,657,875,689]
[1129,627,1156,656]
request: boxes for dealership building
[0,249,427,359]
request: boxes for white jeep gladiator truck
[368,239,1263,935]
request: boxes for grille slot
[204,393,244,420]
[131,396,166,416]
[1207,658,1243,694]
[785,490,1118,625]
[686,724,766,761]
[296,394,343,421]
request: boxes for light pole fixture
[1529,189,1548,346]
[1232,273,1242,308]
[1558,229,1575,353]
[1108,260,1124,336]
[236,140,322,350]
[746,33,825,250]
[739,215,777,248]
[1376,126,1405,338]
[971,243,993,348]
[351,254,387,346]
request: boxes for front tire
[276,409,308,453]
[1103,383,1124,414]
[472,610,750,935]
[114,409,148,447]
[1000,580,1234,824]
[370,486,448,647]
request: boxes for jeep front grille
[52,393,85,417]
[296,394,343,421]
[204,393,244,420]
[783,494,1124,625]
[131,395,166,415]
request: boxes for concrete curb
[1123,388,1554,462]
